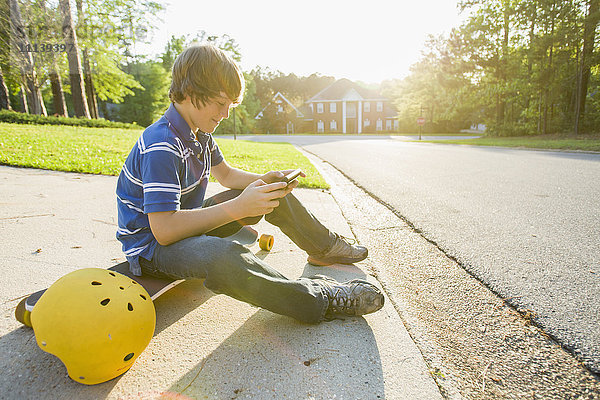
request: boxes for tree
[402,0,600,136]
[161,35,186,72]
[8,0,46,115]
[73,0,164,118]
[575,0,600,134]
[59,0,89,117]
[37,0,68,116]
[0,67,11,110]
[115,60,169,127]
[75,0,98,118]
[387,32,476,133]
[0,0,12,110]
[249,68,335,106]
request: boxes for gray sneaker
[307,234,368,266]
[312,275,384,320]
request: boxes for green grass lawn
[232,132,477,137]
[214,139,328,188]
[0,122,328,189]
[423,133,600,152]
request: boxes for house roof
[306,78,387,103]
[255,92,304,119]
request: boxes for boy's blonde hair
[169,44,245,107]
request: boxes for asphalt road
[224,134,600,375]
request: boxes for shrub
[0,110,140,129]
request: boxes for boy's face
[180,92,234,133]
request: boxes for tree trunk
[19,83,28,113]
[571,41,581,117]
[574,0,599,135]
[542,90,548,135]
[541,1,556,135]
[0,66,11,110]
[49,66,68,117]
[500,2,509,129]
[494,2,511,134]
[40,0,68,117]
[525,4,536,115]
[537,92,542,134]
[83,50,98,118]
[8,0,46,115]
[543,30,554,135]
[59,0,90,118]
[75,0,99,119]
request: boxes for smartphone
[281,169,303,184]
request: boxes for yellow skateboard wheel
[15,298,32,328]
[258,234,274,251]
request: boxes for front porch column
[358,100,362,134]
[342,101,347,134]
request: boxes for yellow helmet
[31,268,155,385]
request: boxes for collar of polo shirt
[165,103,211,146]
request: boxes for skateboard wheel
[15,298,32,328]
[258,234,274,251]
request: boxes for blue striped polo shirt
[116,103,224,275]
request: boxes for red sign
[416,117,425,126]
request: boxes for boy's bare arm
[211,161,305,194]
[211,160,262,189]
[148,180,288,246]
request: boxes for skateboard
[15,226,274,328]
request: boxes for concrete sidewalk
[0,166,442,400]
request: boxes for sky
[136,0,467,85]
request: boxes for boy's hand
[234,179,288,218]
[259,170,285,184]
[260,169,306,195]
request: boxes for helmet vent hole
[91,281,102,286]
[100,298,111,306]
[140,294,147,300]
[131,280,138,285]
[79,376,85,380]
[124,353,134,361]
[127,303,133,311]
[109,272,116,277]
[119,286,124,290]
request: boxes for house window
[364,119,370,127]
[317,103,324,113]
[330,103,336,113]
[317,120,324,133]
[330,120,337,131]
[386,120,392,130]
[364,102,370,112]
[277,105,283,113]
[376,102,383,112]
[376,119,383,131]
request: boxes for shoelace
[329,286,357,313]
[337,234,357,245]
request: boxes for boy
[116,44,383,324]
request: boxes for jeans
[140,190,336,323]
